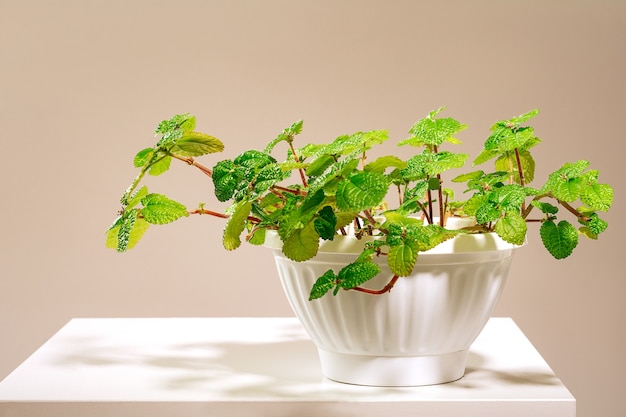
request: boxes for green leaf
[264,120,304,154]
[336,171,390,212]
[577,211,608,238]
[282,221,319,262]
[248,227,266,245]
[234,150,277,181]
[155,113,195,135]
[314,206,337,240]
[494,210,527,245]
[254,163,285,194]
[473,148,500,165]
[306,154,360,197]
[223,200,252,251]
[170,132,225,156]
[309,269,337,300]
[475,199,501,224]
[387,239,419,276]
[306,154,335,177]
[462,194,488,217]
[140,194,189,224]
[581,183,613,211]
[364,155,407,174]
[402,150,468,180]
[325,130,389,156]
[452,170,484,183]
[106,210,151,252]
[133,148,154,168]
[401,107,467,147]
[126,185,149,210]
[543,161,590,201]
[500,108,540,127]
[552,177,584,202]
[337,261,381,290]
[493,184,526,211]
[531,200,559,215]
[540,220,579,259]
[212,160,243,202]
[148,155,172,176]
[495,150,536,184]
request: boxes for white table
[0,317,574,417]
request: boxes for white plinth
[0,317,575,417]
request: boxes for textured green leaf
[402,150,468,180]
[133,148,154,168]
[306,154,335,177]
[234,150,277,182]
[473,148,500,165]
[475,200,501,224]
[485,126,536,153]
[170,132,224,157]
[223,201,252,251]
[325,130,389,156]
[148,155,172,176]
[401,108,467,147]
[264,119,304,154]
[155,113,196,136]
[494,210,527,245]
[452,170,484,183]
[141,194,188,224]
[552,177,584,202]
[495,150,535,184]
[540,220,578,259]
[309,269,337,300]
[530,200,559,215]
[306,155,360,196]
[126,185,149,210]
[581,183,613,211]
[106,210,150,252]
[364,155,407,173]
[388,239,419,276]
[248,227,266,245]
[337,261,381,290]
[314,206,337,240]
[212,160,242,202]
[579,212,608,237]
[282,222,319,262]
[493,184,526,211]
[500,109,540,127]
[462,194,487,217]
[336,171,390,212]
[254,163,285,194]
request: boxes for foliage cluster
[107,108,613,299]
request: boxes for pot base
[318,348,468,386]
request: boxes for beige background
[1,1,624,415]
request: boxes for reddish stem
[350,275,399,295]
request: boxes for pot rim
[264,230,525,256]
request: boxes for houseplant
[106,108,613,386]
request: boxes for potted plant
[106,108,613,386]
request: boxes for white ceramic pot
[265,230,522,386]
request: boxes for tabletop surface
[0,317,574,417]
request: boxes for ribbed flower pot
[266,231,522,386]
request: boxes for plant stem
[272,185,307,196]
[189,208,262,224]
[363,209,378,227]
[558,200,592,222]
[437,175,444,227]
[514,148,527,212]
[350,275,399,295]
[288,141,308,188]
[170,153,213,177]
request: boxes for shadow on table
[51,331,561,397]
